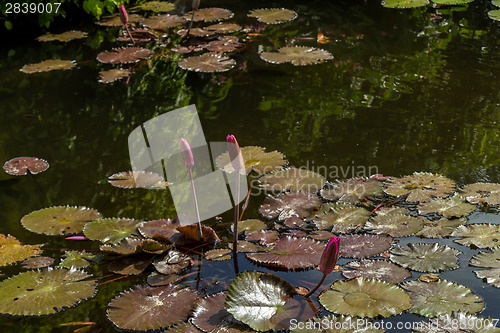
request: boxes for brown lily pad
[259,192,322,224]
[204,249,232,261]
[3,156,49,175]
[246,230,279,245]
[248,8,298,24]
[108,171,164,188]
[143,14,186,30]
[108,253,154,275]
[260,47,333,66]
[20,59,76,74]
[97,47,154,64]
[460,182,500,205]
[184,8,234,22]
[178,53,236,73]
[98,69,131,83]
[342,259,412,283]
[415,217,466,238]
[205,22,242,34]
[21,256,54,269]
[176,224,220,244]
[383,172,456,202]
[37,30,87,42]
[390,243,462,273]
[96,13,144,26]
[320,178,383,203]
[132,1,176,12]
[312,205,370,233]
[153,249,191,274]
[0,234,42,267]
[138,219,180,241]
[417,196,476,218]
[451,223,500,248]
[340,234,393,259]
[364,213,426,237]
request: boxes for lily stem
[124,24,135,45]
[304,273,327,298]
[188,168,203,240]
[232,173,240,254]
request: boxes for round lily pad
[460,182,500,205]
[231,219,266,235]
[260,46,333,66]
[489,9,500,21]
[451,223,500,248]
[0,268,96,315]
[138,219,179,241]
[107,284,199,331]
[364,213,425,237]
[98,69,131,84]
[178,53,236,73]
[390,243,462,273]
[340,234,393,258]
[246,230,279,245]
[415,217,466,238]
[184,8,233,22]
[259,192,322,223]
[176,224,220,244]
[59,251,95,269]
[97,47,154,64]
[312,205,370,233]
[205,22,242,34]
[383,172,455,202]
[37,30,87,42]
[227,240,259,253]
[109,253,155,275]
[414,312,500,333]
[205,37,243,53]
[100,236,148,255]
[342,259,411,283]
[83,218,141,244]
[204,249,231,261]
[259,167,326,192]
[143,14,186,29]
[382,0,429,8]
[216,146,287,175]
[108,171,164,188]
[21,206,102,235]
[153,249,191,275]
[97,13,144,26]
[3,156,49,175]
[247,8,297,24]
[20,59,76,74]
[132,1,175,12]
[470,247,500,288]
[21,256,54,269]
[0,234,42,266]
[418,196,476,218]
[402,279,484,317]
[319,278,412,318]
[320,178,383,204]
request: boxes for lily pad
[231,219,266,235]
[153,249,191,274]
[246,236,325,269]
[319,278,412,318]
[474,269,500,288]
[178,53,236,73]
[225,271,296,331]
[21,256,54,269]
[418,196,476,218]
[383,172,455,202]
[389,243,462,273]
[0,268,96,315]
[107,284,199,331]
[259,167,326,192]
[97,47,154,64]
[451,223,500,248]
[364,214,425,237]
[205,22,242,34]
[340,234,393,258]
[248,8,297,24]
[83,218,141,244]
[312,205,370,233]
[21,206,102,235]
[20,59,76,74]
[99,237,148,255]
[415,217,466,238]
[143,14,186,30]
[108,171,164,188]
[59,251,95,269]
[176,224,220,244]
[3,156,49,175]
[290,314,385,333]
[489,9,500,21]
[216,146,287,175]
[109,253,155,275]
[382,0,429,8]
[166,322,204,333]
[432,0,473,4]
[470,246,500,268]
[308,230,335,241]
[98,69,131,84]
[261,46,333,66]
[205,37,243,53]
[259,192,322,223]
[204,249,232,261]
[413,312,500,333]
[96,13,144,26]
[138,218,180,241]
[132,1,175,12]
[184,8,234,22]
[320,178,384,204]
[37,30,87,42]
[402,279,484,317]
[342,260,411,283]
[0,234,42,266]
[227,240,259,253]
[460,183,500,205]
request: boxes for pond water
[1,0,500,332]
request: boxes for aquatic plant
[304,236,340,297]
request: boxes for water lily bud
[65,235,88,241]
[180,138,194,168]
[320,236,340,275]
[192,0,201,10]
[119,5,128,25]
[226,135,244,173]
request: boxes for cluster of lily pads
[1,145,500,332]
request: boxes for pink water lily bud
[192,0,200,10]
[320,236,340,275]
[119,5,128,25]
[65,235,88,241]
[226,135,244,172]
[180,138,194,168]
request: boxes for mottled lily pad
[153,249,191,274]
[390,243,461,273]
[231,219,266,235]
[248,8,298,24]
[178,53,236,73]
[312,205,370,233]
[97,47,154,64]
[96,13,144,26]
[364,214,425,237]
[413,312,500,333]
[132,1,175,12]
[3,156,49,175]
[246,236,325,269]
[259,192,322,224]
[0,234,42,266]
[340,234,393,258]
[184,8,234,22]
[108,171,164,188]
[460,183,500,205]
[384,172,455,202]
[143,14,186,29]
[415,217,466,238]
[225,271,296,331]
[402,279,484,317]
[107,284,199,331]
[177,27,212,37]
[21,206,102,235]
[59,251,95,269]
[204,249,231,261]
[0,268,96,315]
[216,146,287,175]
[342,260,411,283]
[319,278,412,318]
[83,218,141,244]
[418,196,476,218]
[451,224,500,248]
[382,0,429,8]
[260,46,333,66]
[37,30,87,42]
[100,237,147,255]
[21,256,54,269]
[98,69,131,83]
[205,37,243,53]
[205,22,242,34]
[20,59,76,74]
[320,178,383,204]
[259,167,326,192]
[290,314,384,333]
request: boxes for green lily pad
[97,47,154,64]
[432,0,473,4]
[364,214,425,237]
[418,196,476,218]
[290,314,385,333]
[132,1,175,12]
[0,234,42,266]
[319,278,412,318]
[382,0,429,8]
[107,284,199,331]
[231,219,266,235]
[451,224,500,248]
[414,312,500,333]
[21,206,102,235]
[227,240,259,253]
[415,217,466,238]
[224,271,296,331]
[383,172,455,202]
[83,218,141,244]
[216,146,287,175]
[204,249,232,261]
[312,205,370,233]
[246,236,325,269]
[37,30,87,42]
[259,192,322,223]
[205,22,242,34]
[320,178,384,203]
[390,243,462,273]
[178,53,236,73]
[460,183,500,205]
[21,256,54,269]
[340,234,393,258]
[59,251,95,269]
[143,14,186,29]
[494,0,500,7]
[98,69,131,84]
[402,279,484,317]
[470,246,500,268]
[247,8,298,24]
[20,59,76,74]
[3,156,49,175]
[342,260,411,283]
[0,268,96,315]
[475,269,500,288]
[259,167,326,192]
[184,8,233,22]
[261,46,333,66]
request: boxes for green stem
[304,273,327,298]
[188,168,203,240]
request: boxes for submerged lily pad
[247,8,298,24]
[184,8,234,22]
[143,14,186,29]
[178,53,236,73]
[3,156,49,175]
[364,214,425,237]
[132,1,175,12]
[59,251,95,269]
[383,172,455,202]
[83,218,141,244]
[451,224,500,248]
[0,234,42,266]
[107,284,199,331]
[225,271,296,331]
[390,243,462,273]
[260,46,333,66]
[0,268,96,315]
[319,278,412,318]
[98,69,131,84]
[460,183,500,205]
[415,217,466,238]
[320,178,384,203]
[382,0,429,8]
[108,171,164,188]
[418,196,476,218]
[342,260,411,283]
[312,205,370,233]
[340,234,393,258]
[259,167,326,192]
[216,146,287,175]
[246,236,325,269]
[21,206,102,235]
[259,192,322,223]
[97,47,154,64]
[402,279,484,317]
[37,30,87,42]
[20,59,76,74]
[414,312,500,333]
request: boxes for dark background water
[0,0,500,332]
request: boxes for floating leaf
[37,30,87,42]
[340,234,393,259]
[59,251,95,269]
[390,243,461,273]
[374,206,409,216]
[147,272,177,287]
[259,167,326,192]
[166,322,204,333]
[231,219,266,235]
[420,273,440,283]
[0,234,42,266]
[402,280,484,317]
[177,224,220,244]
[143,14,186,29]
[475,269,500,288]
[382,0,429,8]
[178,53,236,73]
[20,59,76,74]
[0,268,96,315]
[184,8,234,22]
[383,172,455,202]
[308,230,334,241]
[100,237,147,255]
[97,47,154,64]
[205,249,231,261]
[432,0,473,4]
[225,271,296,331]
[98,69,131,84]
[21,256,54,269]
[290,314,384,333]
[312,205,370,233]
[3,156,49,175]
[138,219,180,241]
[494,0,500,7]
[246,236,325,269]
[132,1,175,12]
[451,223,500,248]
[21,206,102,235]
[259,192,322,224]
[177,27,212,38]
[418,196,476,218]
[319,278,412,318]
[413,312,500,333]
[365,213,425,237]
[216,146,287,175]
[342,260,411,283]
[205,22,242,34]
[96,13,143,26]
[460,183,500,205]
[227,240,259,253]
[415,217,466,238]
[248,8,298,24]
[108,171,164,188]
[489,9,500,21]
[153,249,191,274]
[107,284,198,331]
[320,178,383,204]
[470,246,500,268]
[205,37,243,53]
[117,28,159,43]
[83,218,141,244]
[109,253,155,275]
[260,46,333,66]
[246,230,279,245]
